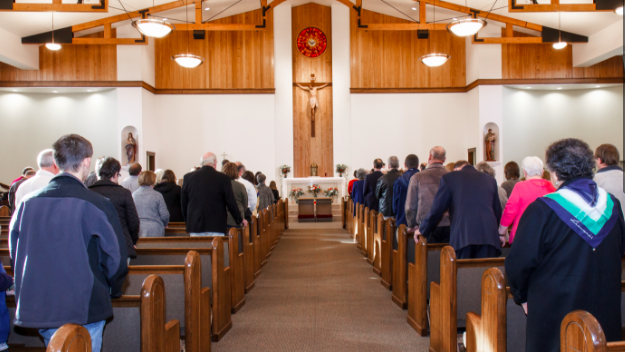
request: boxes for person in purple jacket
[9,134,128,352]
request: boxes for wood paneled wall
[292,3,334,178]
[350,10,466,89]
[0,32,117,81]
[155,10,274,89]
[502,31,623,79]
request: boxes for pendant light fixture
[172,0,204,68]
[46,12,61,51]
[132,0,173,38]
[447,0,486,37]
[552,13,567,50]
[420,5,450,67]
[616,6,623,15]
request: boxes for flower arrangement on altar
[280,165,291,178]
[290,187,305,200]
[308,184,322,198]
[336,164,348,177]
[324,187,339,199]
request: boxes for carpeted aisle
[213,225,430,352]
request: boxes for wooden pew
[561,311,625,351]
[372,212,382,276]
[365,209,375,266]
[358,205,366,256]
[136,230,247,314]
[261,209,272,261]
[407,235,447,334]
[346,199,354,238]
[131,244,231,342]
[0,206,9,217]
[6,275,180,352]
[47,324,92,352]
[467,276,625,352]
[380,216,395,291]
[342,197,346,229]
[284,198,289,230]
[123,251,211,352]
[429,246,505,352]
[253,214,265,274]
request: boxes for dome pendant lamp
[46,12,61,51]
[132,0,173,38]
[420,5,450,67]
[172,0,204,68]
[552,13,567,50]
[447,0,486,37]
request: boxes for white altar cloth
[282,177,347,205]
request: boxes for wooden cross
[295,74,330,138]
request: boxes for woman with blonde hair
[133,171,170,237]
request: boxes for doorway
[146,152,156,172]
[468,148,476,166]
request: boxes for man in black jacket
[182,152,247,236]
[376,156,402,219]
[363,159,384,211]
[416,160,503,259]
[9,134,128,352]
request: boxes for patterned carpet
[213,225,430,351]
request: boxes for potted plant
[280,165,291,178]
[308,184,322,198]
[289,187,304,203]
[336,164,348,177]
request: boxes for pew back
[47,324,92,352]
[561,311,625,352]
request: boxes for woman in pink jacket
[499,156,557,243]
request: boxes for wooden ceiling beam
[72,37,148,44]
[508,0,620,12]
[264,0,289,12]
[0,0,108,12]
[181,23,264,31]
[359,23,447,30]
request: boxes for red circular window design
[297,27,327,58]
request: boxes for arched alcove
[121,126,139,167]
[483,122,500,163]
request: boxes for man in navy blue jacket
[393,154,420,228]
[416,160,503,259]
[363,159,384,211]
[9,134,128,352]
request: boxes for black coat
[419,165,502,251]
[89,180,140,258]
[363,171,383,211]
[506,195,625,352]
[154,182,184,223]
[182,166,243,234]
[376,169,402,217]
[272,189,280,204]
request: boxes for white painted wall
[0,26,38,70]
[116,23,155,85]
[273,4,294,188]
[503,86,624,170]
[332,2,351,179]
[0,90,118,182]
[465,25,502,85]
[573,19,623,68]
[147,94,277,184]
[350,93,475,173]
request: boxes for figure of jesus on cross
[296,74,329,137]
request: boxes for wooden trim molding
[351,77,624,93]
[0,81,275,94]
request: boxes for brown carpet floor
[213,226,430,351]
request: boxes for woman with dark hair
[133,171,170,237]
[154,169,184,222]
[502,161,521,197]
[269,181,280,204]
[254,171,262,186]
[222,163,248,229]
[242,170,259,215]
[350,168,367,215]
[89,157,140,260]
[506,138,625,352]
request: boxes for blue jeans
[39,320,105,352]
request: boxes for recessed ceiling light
[12,90,18,92]
[526,87,531,89]
[87,90,93,92]
[616,6,623,15]
[411,7,417,10]
[53,91,58,93]
[557,87,562,90]
[595,86,601,88]
[205,7,210,10]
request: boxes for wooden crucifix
[296,74,329,138]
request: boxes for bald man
[181,152,247,236]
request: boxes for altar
[282,177,347,205]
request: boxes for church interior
[0,0,623,350]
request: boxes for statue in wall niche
[485,129,496,161]
[125,132,137,165]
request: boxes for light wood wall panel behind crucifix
[292,3,334,178]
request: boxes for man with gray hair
[256,173,274,211]
[375,156,402,219]
[406,146,450,244]
[182,152,247,237]
[14,149,60,207]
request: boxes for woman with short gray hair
[506,138,625,351]
[498,156,556,243]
